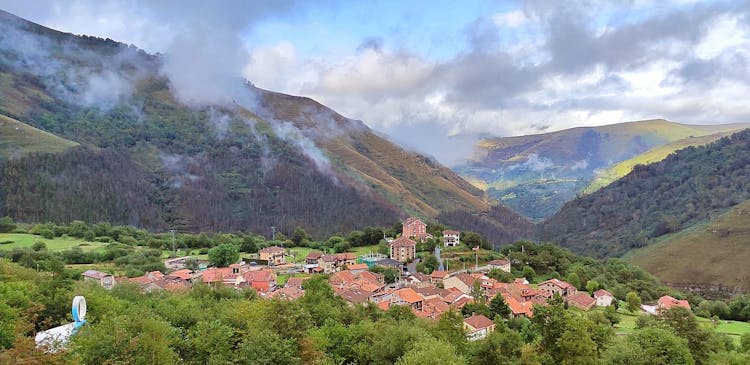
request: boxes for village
[78,217,690,341]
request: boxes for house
[169,269,200,283]
[504,294,534,318]
[311,252,359,274]
[463,314,495,341]
[272,277,306,300]
[348,263,369,274]
[403,217,432,242]
[393,288,424,311]
[304,251,323,273]
[443,273,478,295]
[443,230,460,247]
[389,237,416,263]
[163,256,208,270]
[430,270,448,286]
[259,246,286,266]
[420,297,451,319]
[657,295,691,313]
[81,270,115,290]
[127,271,190,293]
[241,270,277,293]
[539,278,577,298]
[487,259,511,273]
[567,292,596,311]
[405,272,432,288]
[594,289,614,306]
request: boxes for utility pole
[170,229,176,258]
[271,226,276,241]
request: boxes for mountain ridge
[0,9,529,243]
[456,119,750,220]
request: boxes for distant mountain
[539,128,750,258]
[0,10,531,242]
[455,120,749,220]
[625,200,750,294]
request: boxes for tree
[487,268,513,283]
[565,272,581,290]
[603,327,694,365]
[489,294,511,320]
[472,322,523,365]
[370,266,398,283]
[396,337,464,365]
[291,227,309,247]
[32,241,46,252]
[556,319,598,365]
[0,216,16,233]
[416,254,439,274]
[208,244,239,267]
[470,280,486,306]
[240,237,258,253]
[585,280,599,293]
[521,266,536,281]
[626,292,642,313]
[434,310,467,351]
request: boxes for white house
[463,314,495,341]
[594,289,614,306]
[442,230,460,247]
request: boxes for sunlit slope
[0,113,77,159]
[626,200,750,292]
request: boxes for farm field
[0,233,105,252]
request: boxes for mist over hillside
[0,10,531,243]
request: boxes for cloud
[4,0,750,168]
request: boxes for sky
[1,0,749,166]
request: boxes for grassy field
[625,200,750,291]
[0,113,78,158]
[0,233,105,252]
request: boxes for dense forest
[540,129,750,258]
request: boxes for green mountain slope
[0,113,77,158]
[0,10,529,242]
[539,128,750,258]
[625,200,750,292]
[455,120,749,220]
[585,130,741,193]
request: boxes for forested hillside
[0,10,529,242]
[539,129,750,258]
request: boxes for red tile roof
[260,246,285,254]
[488,259,510,266]
[442,230,459,235]
[540,278,575,290]
[657,295,691,311]
[567,293,596,310]
[169,269,193,281]
[505,295,534,317]
[430,270,448,278]
[348,263,369,271]
[594,289,613,298]
[390,236,416,248]
[464,314,493,330]
[395,288,423,303]
[305,251,323,260]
